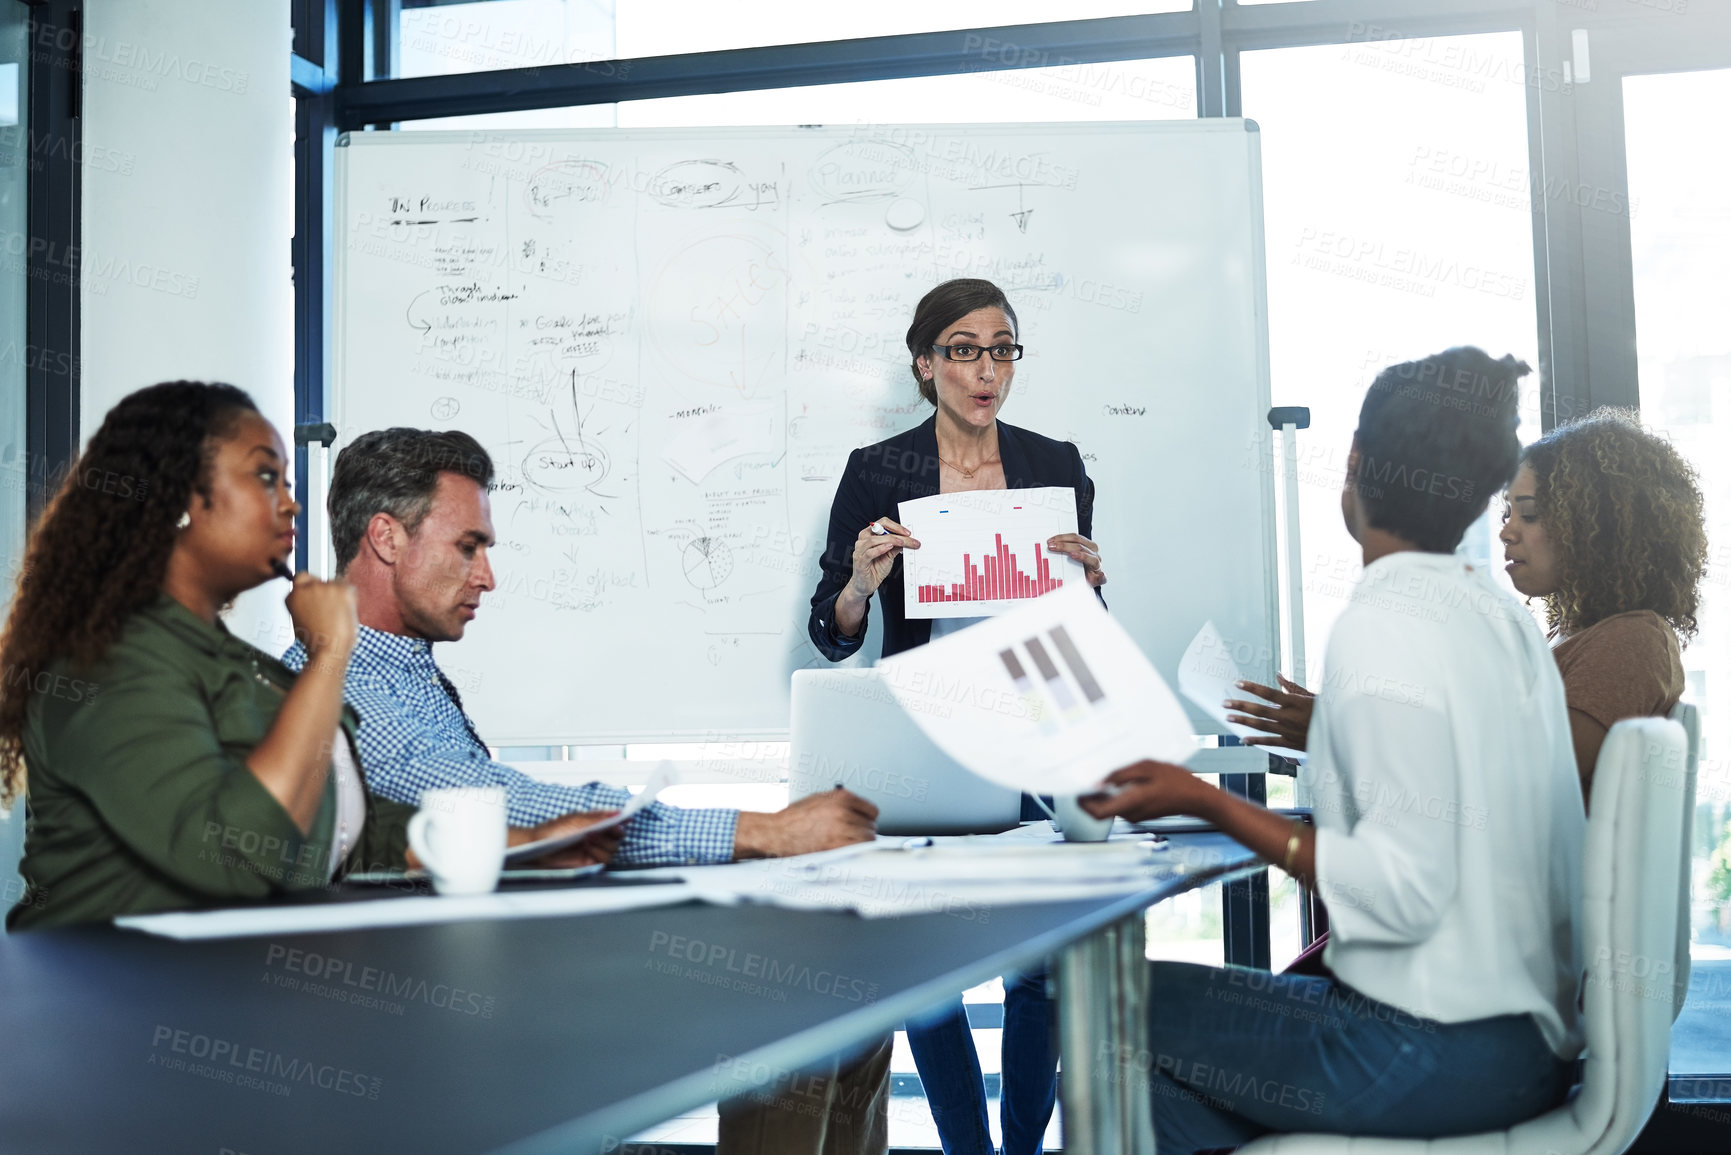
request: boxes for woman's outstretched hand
[1224,676,1314,751]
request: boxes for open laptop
[789,668,1024,835]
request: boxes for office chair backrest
[1234,717,1688,1155]
[1549,716,1688,1155]
[1667,700,1699,1021]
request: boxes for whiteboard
[333,121,1278,744]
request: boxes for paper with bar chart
[899,487,1087,619]
[878,584,1197,796]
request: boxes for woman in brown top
[1498,408,1706,805]
[1228,408,1706,811]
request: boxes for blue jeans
[1145,962,1575,1155]
[906,966,1057,1155]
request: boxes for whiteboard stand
[1268,406,1311,692]
[1268,406,1319,948]
[295,422,337,580]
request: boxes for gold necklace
[937,452,1000,479]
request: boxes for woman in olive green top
[2,382,618,930]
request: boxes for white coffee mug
[408,786,507,895]
[1053,794,1114,843]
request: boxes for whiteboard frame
[331,120,1281,747]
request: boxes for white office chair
[1235,716,1689,1155]
[1667,700,1699,1021]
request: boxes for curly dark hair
[1518,407,1707,642]
[0,381,258,802]
[1353,347,1526,552]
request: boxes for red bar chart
[901,486,1084,619]
[916,535,1064,604]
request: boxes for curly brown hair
[1518,407,1707,642]
[0,381,258,803]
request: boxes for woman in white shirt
[1085,348,1584,1153]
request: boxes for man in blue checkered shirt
[281,427,879,870]
[285,427,890,1155]
[286,427,892,1153]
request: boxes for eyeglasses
[931,343,1024,363]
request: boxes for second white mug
[1053,794,1114,842]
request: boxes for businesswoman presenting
[808,279,1107,1155]
[1,382,617,931]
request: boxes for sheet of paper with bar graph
[878,584,1197,796]
[897,487,1087,619]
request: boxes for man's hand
[732,789,878,859]
[1224,676,1315,751]
[1080,760,1213,824]
[507,810,623,868]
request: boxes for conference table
[0,832,1260,1154]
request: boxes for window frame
[24,0,82,524]
[291,0,1731,976]
[296,0,1731,518]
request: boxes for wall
[79,0,293,651]
[2,2,293,925]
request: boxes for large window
[399,54,1196,130]
[1242,31,1541,673]
[0,4,27,595]
[0,0,29,922]
[1241,29,1541,973]
[296,2,1731,1144]
[1625,66,1731,963]
[399,0,1190,79]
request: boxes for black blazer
[808,415,1098,662]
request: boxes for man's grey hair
[328,428,494,573]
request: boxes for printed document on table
[677,839,1181,918]
[878,583,1196,796]
[898,487,1085,619]
[115,884,695,941]
[1177,620,1263,740]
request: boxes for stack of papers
[670,835,1192,919]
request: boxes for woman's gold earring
[176,512,191,530]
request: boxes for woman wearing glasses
[807,278,1108,1155]
[808,277,1107,657]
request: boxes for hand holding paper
[879,584,1195,797]
[510,810,624,868]
[502,761,676,865]
[1080,759,1213,826]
